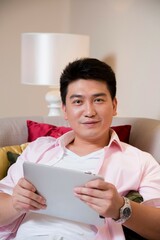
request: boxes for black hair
[60,58,116,104]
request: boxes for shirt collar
[56,130,75,148]
[56,128,124,152]
[107,129,124,152]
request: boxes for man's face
[62,79,117,141]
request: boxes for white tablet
[23,161,104,226]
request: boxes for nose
[84,102,96,117]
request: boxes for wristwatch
[114,197,132,224]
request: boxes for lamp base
[45,89,61,116]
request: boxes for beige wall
[70,0,160,119]
[0,0,71,117]
[0,0,160,119]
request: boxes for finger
[18,178,36,192]
[16,194,46,210]
[74,186,105,204]
[74,189,106,215]
[74,187,114,217]
[14,186,46,204]
[12,190,46,211]
[85,179,112,190]
[16,178,46,204]
[13,181,46,212]
[74,184,116,208]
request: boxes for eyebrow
[69,93,107,99]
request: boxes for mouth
[82,120,100,126]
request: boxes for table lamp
[21,33,90,116]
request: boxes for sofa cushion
[0,143,28,180]
[27,120,72,142]
[111,125,131,143]
[7,151,20,166]
[27,120,131,143]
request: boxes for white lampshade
[21,33,90,87]
[21,33,90,116]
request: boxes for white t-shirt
[15,148,105,240]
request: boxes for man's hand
[12,178,46,213]
[74,178,124,220]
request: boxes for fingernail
[42,204,47,209]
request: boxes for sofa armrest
[112,117,160,164]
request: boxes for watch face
[123,207,131,218]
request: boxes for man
[0,58,160,240]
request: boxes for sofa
[0,116,160,180]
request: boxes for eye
[72,99,83,105]
[94,98,105,103]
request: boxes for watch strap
[114,197,132,224]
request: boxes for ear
[112,98,117,116]
[62,104,68,120]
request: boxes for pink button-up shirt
[0,130,160,240]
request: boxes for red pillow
[27,120,72,142]
[27,120,131,143]
[111,125,131,143]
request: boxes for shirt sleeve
[0,214,26,239]
[0,150,27,239]
[0,153,25,195]
[0,136,59,239]
[138,151,160,203]
[0,136,56,194]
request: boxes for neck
[67,134,110,156]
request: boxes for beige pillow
[0,143,28,180]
